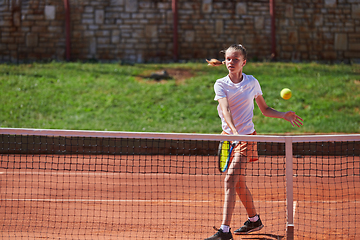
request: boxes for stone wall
[276,0,360,61]
[0,0,359,63]
[0,0,67,61]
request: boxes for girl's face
[225,50,246,74]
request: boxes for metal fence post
[285,137,294,240]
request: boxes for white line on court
[2,199,358,205]
[293,201,297,220]
[0,199,286,203]
[1,171,288,177]
[299,200,360,204]
[0,199,211,203]
[4,171,359,178]
[293,174,360,177]
[1,171,216,176]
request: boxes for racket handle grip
[232,141,239,146]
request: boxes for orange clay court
[1,153,359,240]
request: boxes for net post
[285,137,294,240]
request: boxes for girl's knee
[224,175,238,189]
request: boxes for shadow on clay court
[238,233,284,240]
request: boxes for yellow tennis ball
[280,88,292,100]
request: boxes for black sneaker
[204,227,233,240]
[234,217,264,235]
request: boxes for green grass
[0,61,359,134]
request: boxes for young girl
[205,44,303,240]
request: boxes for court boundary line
[1,198,358,204]
[0,171,287,177]
[4,171,359,178]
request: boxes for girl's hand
[283,111,303,127]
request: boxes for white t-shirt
[214,73,263,135]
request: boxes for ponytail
[206,58,224,67]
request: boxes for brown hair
[206,44,247,66]
[221,44,247,60]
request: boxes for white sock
[249,214,259,222]
[220,225,230,233]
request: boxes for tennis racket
[218,140,239,173]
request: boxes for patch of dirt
[135,68,195,85]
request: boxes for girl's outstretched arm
[255,95,303,127]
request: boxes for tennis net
[0,128,359,239]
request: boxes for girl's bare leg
[236,176,257,218]
[221,153,258,226]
